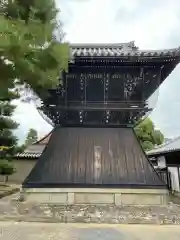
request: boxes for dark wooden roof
[16,132,52,159]
[70,41,180,58]
[34,132,52,145]
[23,127,166,188]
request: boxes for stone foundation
[1,200,180,224]
[21,188,169,206]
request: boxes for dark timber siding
[23,127,166,188]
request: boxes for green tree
[0,0,69,98]
[0,90,19,183]
[0,0,69,182]
[14,144,26,154]
[134,118,164,151]
[152,129,164,146]
[25,128,38,146]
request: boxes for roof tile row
[70,42,180,58]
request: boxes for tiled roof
[16,152,42,158]
[16,144,46,158]
[16,132,52,159]
[147,136,180,156]
[70,42,180,58]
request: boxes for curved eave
[31,131,52,145]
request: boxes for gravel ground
[0,222,180,240]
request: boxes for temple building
[148,137,180,192]
[21,42,180,205]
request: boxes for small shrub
[0,160,15,175]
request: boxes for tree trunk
[4,175,8,184]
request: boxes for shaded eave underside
[23,183,166,189]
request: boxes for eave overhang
[147,137,180,157]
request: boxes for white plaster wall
[168,167,180,192]
[157,156,166,168]
[22,188,169,205]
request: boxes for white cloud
[59,0,180,48]
[13,100,52,144]
[13,0,180,140]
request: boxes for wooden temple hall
[21,42,180,205]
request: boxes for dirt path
[0,222,180,240]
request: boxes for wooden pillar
[177,165,180,191]
[65,74,68,108]
[141,67,144,101]
[84,73,87,106]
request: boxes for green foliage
[0,0,70,98]
[0,101,19,152]
[0,92,18,176]
[140,141,154,152]
[0,116,18,129]
[0,102,16,116]
[0,0,69,178]
[0,88,19,101]
[14,144,26,154]
[25,128,38,146]
[151,130,164,146]
[0,159,15,176]
[135,118,164,151]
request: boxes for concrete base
[21,188,169,206]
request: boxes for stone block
[67,192,75,204]
[24,188,168,194]
[162,194,170,204]
[22,188,169,205]
[121,193,162,205]
[26,193,68,204]
[75,193,114,204]
[115,194,122,205]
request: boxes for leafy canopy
[0,0,70,177]
[0,90,19,177]
[135,118,164,151]
[25,128,38,146]
[0,0,70,98]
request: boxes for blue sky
[13,0,180,143]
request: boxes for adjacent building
[147,137,180,191]
[0,132,52,184]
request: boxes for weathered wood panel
[23,127,166,188]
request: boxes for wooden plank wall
[23,127,165,188]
